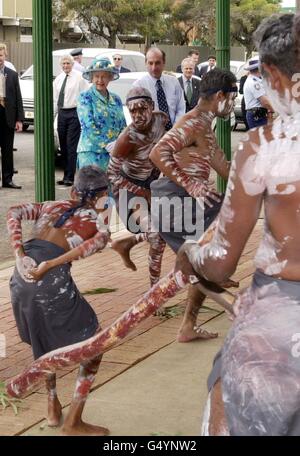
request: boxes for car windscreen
[108,78,138,104]
[120,55,146,72]
[52,56,95,76]
[21,54,146,80]
[20,65,34,79]
[96,54,146,72]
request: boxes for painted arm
[208,136,231,180]
[258,95,273,112]
[178,136,264,283]
[7,203,43,257]
[150,125,216,204]
[29,228,110,281]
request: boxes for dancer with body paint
[150,68,239,342]
[175,13,300,436]
[108,87,168,286]
[7,166,111,435]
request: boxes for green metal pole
[216,0,231,193]
[32,0,54,202]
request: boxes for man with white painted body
[133,47,185,131]
[176,13,300,436]
[107,87,168,286]
[150,68,239,343]
[7,166,111,435]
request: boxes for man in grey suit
[178,58,201,112]
[0,43,23,189]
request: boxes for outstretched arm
[150,122,218,205]
[29,228,110,281]
[7,203,43,257]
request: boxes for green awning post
[216,0,231,193]
[33,0,54,202]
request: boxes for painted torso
[7,201,106,258]
[123,112,167,181]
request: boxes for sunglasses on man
[113,57,122,61]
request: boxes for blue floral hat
[83,57,120,82]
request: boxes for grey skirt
[151,177,223,253]
[10,239,98,359]
[208,270,300,436]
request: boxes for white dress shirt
[5,60,16,71]
[243,75,265,110]
[133,73,185,124]
[73,61,85,73]
[53,69,89,115]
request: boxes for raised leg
[148,233,166,287]
[177,284,218,342]
[45,373,62,427]
[111,232,148,271]
[62,355,109,436]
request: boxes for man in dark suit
[112,54,131,74]
[199,55,217,78]
[178,58,201,112]
[0,44,23,189]
[176,49,201,77]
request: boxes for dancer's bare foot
[61,420,110,436]
[47,396,63,427]
[177,326,218,342]
[111,238,137,271]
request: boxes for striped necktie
[156,79,172,131]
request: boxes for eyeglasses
[113,57,122,61]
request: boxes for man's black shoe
[57,180,73,186]
[3,182,22,189]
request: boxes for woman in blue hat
[77,57,126,171]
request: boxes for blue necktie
[156,79,172,131]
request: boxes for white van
[19,48,146,130]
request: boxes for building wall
[2,0,32,18]
[3,0,15,17]
[16,0,32,18]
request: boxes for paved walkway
[0,221,262,436]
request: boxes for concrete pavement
[23,314,231,436]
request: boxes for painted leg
[202,379,229,436]
[111,232,147,271]
[148,233,166,287]
[45,373,62,427]
[177,284,218,342]
[62,355,109,436]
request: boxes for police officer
[70,48,85,72]
[243,58,273,129]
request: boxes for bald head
[145,47,165,79]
